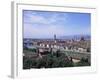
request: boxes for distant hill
[24,35,91,40]
[58,35,91,40]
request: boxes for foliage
[23,56,33,69]
[23,51,74,69]
[75,57,90,66]
[24,47,36,53]
[87,48,91,52]
[23,50,90,69]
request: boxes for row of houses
[23,39,90,53]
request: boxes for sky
[23,10,91,39]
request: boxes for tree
[76,57,90,66]
[87,48,90,52]
[23,56,33,69]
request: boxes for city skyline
[23,10,91,38]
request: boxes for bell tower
[54,34,57,43]
[54,34,56,40]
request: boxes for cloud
[23,10,68,25]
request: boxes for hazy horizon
[23,34,91,40]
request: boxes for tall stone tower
[54,34,57,43]
[54,34,56,40]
